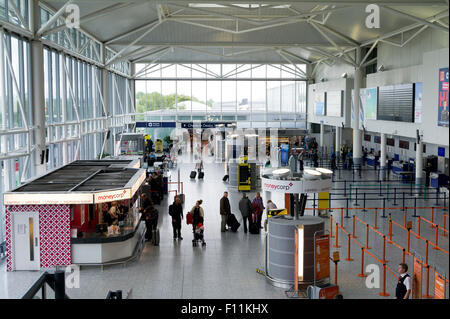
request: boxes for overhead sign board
[3,192,93,205]
[261,177,332,194]
[94,189,132,204]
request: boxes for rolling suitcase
[249,213,260,234]
[198,171,204,179]
[222,175,229,182]
[190,171,197,179]
[227,214,240,232]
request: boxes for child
[193,222,206,246]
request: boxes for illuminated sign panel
[94,189,132,204]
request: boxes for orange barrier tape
[421,216,449,234]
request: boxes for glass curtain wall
[135,64,307,128]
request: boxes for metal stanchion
[362,192,367,212]
[354,187,359,206]
[393,187,398,206]
[358,248,367,277]
[328,193,333,212]
[435,188,439,206]
[345,199,350,218]
[344,180,347,197]
[412,197,418,217]
[379,180,382,196]
[443,192,447,212]
[402,192,406,209]
[381,198,387,218]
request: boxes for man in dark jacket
[147,206,159,245]
[169,196,183,240]
[220,191,231,232]
[238,193,254,233]
[139,193,153,241]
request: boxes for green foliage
[136,91,206,113]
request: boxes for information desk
[71,219,145,265]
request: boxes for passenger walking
[313,150,319,168]
[190,200,204,234]
[330,151,337,170]
[238,193,253,233]
[252,192,265,229]
[395,263,411,299]
[347,150,353,170]
[169,196,183,240]
[220,192,231,232]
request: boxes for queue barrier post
[344,180,347,197]
[435,189,439,206]
[334,223,341,248]
[412,197,418,218]
[354,188,359,206]
[352,215,356,238]
[379,180,382,197]
[430,207,434,227]
[345,200,350,218]
[330,215,334,238]
[381,198,387,218]
[345,234,353,261]
[407,229,411,253]
[365,224,371,249]
[389,214,393,242]
[404,208,408,228]
[374,208,378,229]
[402,248,406,264]
[334,261,338,285]
[393,188,398,206]
[328,193,333,212]
[417,216,421,239]
[425,240,429,265]
[379,264,390,297]
[382,235,387,263]
[423,265,433,299]
[402,192,406,210]
[443,192,447,212]
[358,248,367,277]
[433,225,439,250]
[362,192,367,212]
[340,208,344,225]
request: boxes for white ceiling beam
[309,19,360,46]
[104,19,160,45]
[42,2,139,37]
[36,0,73,37]
[278,48,312,64]
[380,5,449,33]
[106,21,163,66]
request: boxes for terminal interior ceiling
[0,0,449,300]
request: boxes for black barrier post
[345,198,350,218]
[313,193,317,208]
[393,187,398,206]
[435,188,439,206]
[382,198,387,218]
[412,197,418,217]
[362,192,367,212]
[402,192,406,209]
[329,193,333,212]
[354,187,360,206]
[54,271,66,300]
[352,168,355,182]
[344,180,347,197]
[410,181,413,196]
[359,164,362,178]
[379,180,382,197]
[443,192,448,212]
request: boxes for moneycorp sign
[261,177,332,194]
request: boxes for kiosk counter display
[3,160,147,271]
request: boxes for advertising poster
[326,91,342,117]
[438,67,449,127]
[351,89,365,129]
[434,273,446,299]
[414,83,423,123]
[315,92,325,116]
[315,234,330,280]
[412,258,422,299]
[365,87,378,120]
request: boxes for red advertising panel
[412,258,422,299]
[434,273,446,299]
[315,234,330,280]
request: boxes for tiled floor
[1,157,448,299]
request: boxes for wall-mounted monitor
[386,138,395,146]
[399,140,410,150]
[374,136,381,144]
[364,134,371,142]
[438,147,445,157]
[378,83,414,122]
[326,91,342,117]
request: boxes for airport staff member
[395,263,411,299]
